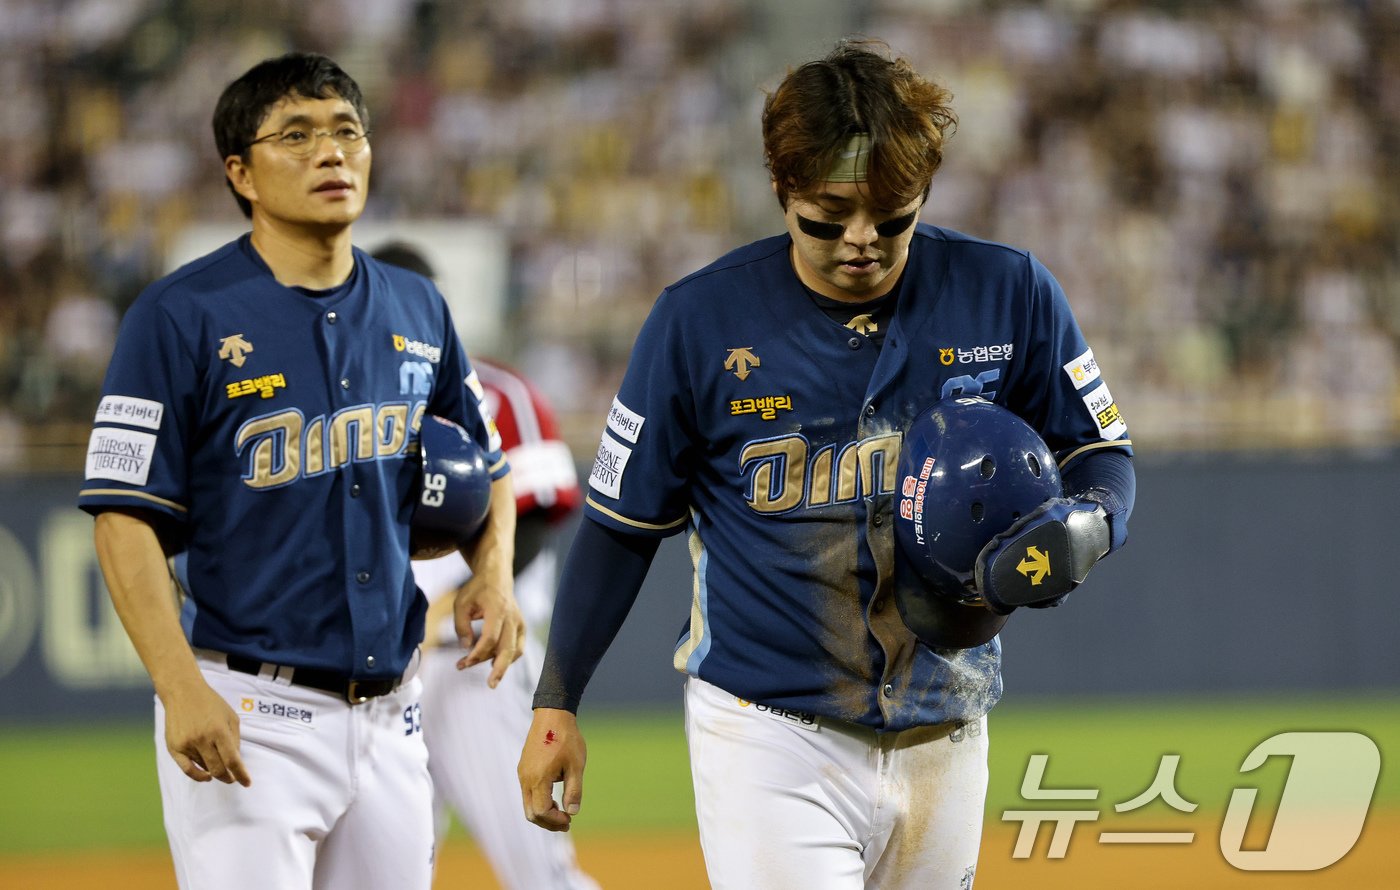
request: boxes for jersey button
[848,337,861,349]
[365,655,376,668]
[356,571,370,583]
[350,484,361,498]
[340,378,351,389]
[872,514,883,527]
[327,311,338,324]
[864,404,876,417]
[883,683,894,698]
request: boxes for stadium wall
[2,452,1396,722]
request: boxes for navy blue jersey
[584,224,1131,731]
[80,235,507,680]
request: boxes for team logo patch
[85,427,157,485]
[723,347,760,381]
[392,334,442,363]
[94,395,164,430]
[729,395,793,421]
[226,373,287,400]
[589,433,631,499]
[606,396,645,444]
[1081,382,1127,440]
[1063,347,1101,391]
[399,361,434,396]
[218,334,254,368]
[939,348,955,366]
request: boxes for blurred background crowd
[1,0,1397,470]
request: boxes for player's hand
[974,497,1111,613]
[159,678,251,787]
[518,708,586,832]
[452,576,525,688]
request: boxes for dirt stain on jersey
[804,511,883,721]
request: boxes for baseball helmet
[892,397,1062,648]
[411,415,493,560]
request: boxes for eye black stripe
[796,214,844,240]
[874,210,918,238]
[796,210,919,240]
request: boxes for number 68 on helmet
[891,397,1062,648]
[410,415,493,560]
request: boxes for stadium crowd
[1,0,1397,469]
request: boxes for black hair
[212,52,370,218]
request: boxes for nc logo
[942,369,1000,401]
[399,361,433,396]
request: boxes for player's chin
[302,207,363,230]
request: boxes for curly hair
[762,38,956,210]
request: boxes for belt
[225,654,401,705]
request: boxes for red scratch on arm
[544,730,556,745]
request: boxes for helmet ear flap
[411,416,493,560]
[892,397,1062,644]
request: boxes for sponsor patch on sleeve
[606,396,645,444]
[588,433,632,499]
[465,369,486,400]
[464,370,503,453]
[1081,382,1127,440]
[85,427,158,485]
[94,395,164,430]
[1062,348,1102,391]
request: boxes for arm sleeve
[1061,448,1136,553]
[531,517,661,712]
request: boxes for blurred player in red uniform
[373,242,598,890]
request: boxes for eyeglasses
[245,125,371,158]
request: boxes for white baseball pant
[685,676,988,889]
[155,651,434,890]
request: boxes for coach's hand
[519,708,586,832]
[160,678,251,787]
[452,576,525,688]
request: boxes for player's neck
[249,218,356,290]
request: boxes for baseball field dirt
[5,810,1396,889]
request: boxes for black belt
[225,654,401,705]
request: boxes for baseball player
[518,39,1136,889]
[79,53,523,890]
[372,242,599,890]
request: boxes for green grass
[3,693,1396,854]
